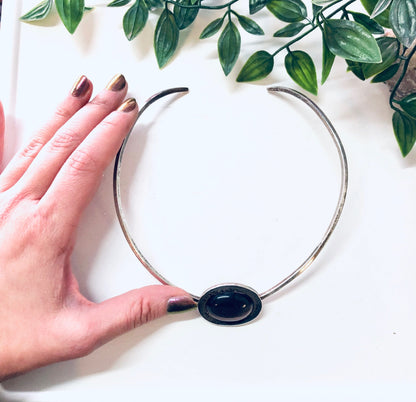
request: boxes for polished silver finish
[113,88,192,293]
[113,86,348,306]
[261,87,348,299]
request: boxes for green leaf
[349,11,385,33]
[389,0,416,47]
[174,0,199,30]
[392,111,416,156]
[55,0,85,34]
[399,93,416,118]
[323,19,382,63]
[218,21,241,76]
[346,60,365,80]
[267,0,307,22]
[236,14,264,35]
[154,8,180,68]
[108,0,131,6]
[312,0,337,4]
[361,37,399,78]
[144,0,163,8]
[21,0,52,21]
[200,18,224,39]
[84,6,93,10]
[361,0,391,26]
[123,0,148,40]
[236,50,274,82]
[371,62,399,82]
[312,4,322,17]
[273,22,307,37]
[249,0,268,14]
[285,50,318,95]
[322,36,335,84]
[370,0,392,18]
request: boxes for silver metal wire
[113,86,348,302]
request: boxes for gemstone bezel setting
[198,284,262,325]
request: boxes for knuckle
[67,147,98,174]
[54,104,74,122]
[28,209,57,244]
[0,186,32,210]
[19,136,45,160]
[25,205,54,237]
[99,118,118,132]
[128,298,153,329]
[0,190,70,258]
[0,191,26,226]
[89,94,114,109]
[0,196,53,253]
[48,129,80,153]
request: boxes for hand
[0,75,196,381]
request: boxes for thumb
[85,285,197,347]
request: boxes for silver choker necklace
[113,86,348,325]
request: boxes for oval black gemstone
[206,292,253,322]
[198,284,262,325]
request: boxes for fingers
[40,96,138,225]
[0,76,93,191]
[0,102,4,170]
[12,74,129,199]
[82,286,196,350]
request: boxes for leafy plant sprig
[21,0,416,156]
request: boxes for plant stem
[271,0,356,57]
[164,0,238,10]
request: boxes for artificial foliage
[21,0,416,156]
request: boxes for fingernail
[117,98,137,113]
[106,74,126,91]
[167,295,198,313]
[71,75,90,97]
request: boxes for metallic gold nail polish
[106,74,126,91]
[167,295,198,313]
[71,75,90,97]
[117,98,137,113]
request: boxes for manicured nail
[117,98,137,113]
[71,75,90,97]
[167,295,198,313]
[106,74,126,91]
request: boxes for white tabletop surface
[0,1,415,401]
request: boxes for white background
[1,0,415,400]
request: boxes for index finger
[40,98,138,227]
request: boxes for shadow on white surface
[2,310,197,393]
[0,393,25,402]
[73,10,97,55]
